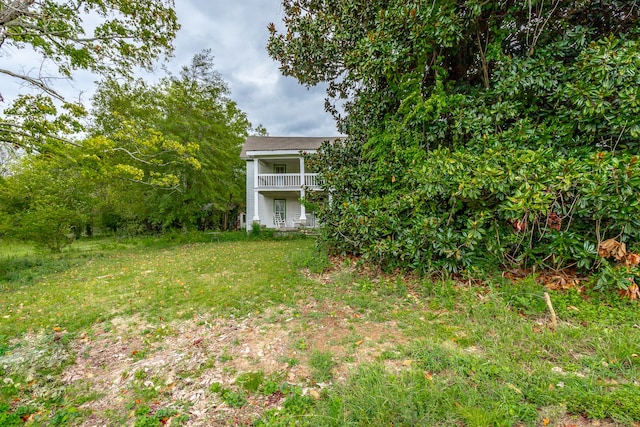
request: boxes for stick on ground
[544,291,558,327]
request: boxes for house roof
[240,136,340,158]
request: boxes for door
[274,199,286,227]
[273,164,286,186]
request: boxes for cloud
[1,0,340,137]
[170,0,339,136]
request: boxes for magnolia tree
[270,1,640,287]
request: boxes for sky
[170,1,339,137]
[1,0,340,137]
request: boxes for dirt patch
[55,302,409,425]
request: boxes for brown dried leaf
[545,275,579,290]
[598,238,627,260]
[623,252,640,267]
[546,212,562,231]
[619,283,640,301]
[510,219,527,233]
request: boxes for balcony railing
[257,173,321,189]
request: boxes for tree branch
[110,146,184,167]
[116,175,181,191]
[0,68,66,101]
[0,121,82,147]
[10,21,135,43]
[0,0,34,26]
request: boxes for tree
[0,0,179,152]
[269,1,639,142]
[271,1,640,275]
[0,150,96,251]
[1,51,252,246]
[88,51,251,232]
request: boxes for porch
[256,173,320,189]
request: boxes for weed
[221,389,247,407]
[309,350,335,383]
[209,383,247,408]
[0,403,21,427]
[0,335,8,357]
[236,371,264,393]
[219,349,233,363]
[294,338,308,351]
[278,356,299,367]
[260,374,284,395]
[50,406,83,426]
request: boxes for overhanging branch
[110,146,185,167]
[0,68,66,101]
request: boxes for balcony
[257,173,321,189]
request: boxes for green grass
[309,351,336,383]
[1,234,639,426]
[254,276,640,426]
[0,236,314,336]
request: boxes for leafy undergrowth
[0,236,639,426]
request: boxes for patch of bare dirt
[57,302,409,426]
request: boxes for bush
[312,142,640,278]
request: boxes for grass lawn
[1,234,639,426]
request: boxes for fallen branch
[544,291,557,328]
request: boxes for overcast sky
[2,0,340,137]
[171,1,339,137]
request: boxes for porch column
[252,159,260,222]
[299,157,307,222]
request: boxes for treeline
[0,52,252,251]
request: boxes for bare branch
[0,68,66,101]
[110,146,184,167]
[527,0,561,55]
[0,0,34,26]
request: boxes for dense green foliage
[88,50,250,233]
[270,1,640,280]
[0,53,251,250]
[0,153,94,251]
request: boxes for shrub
[311,142,640,279]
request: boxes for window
[273,164,286,174]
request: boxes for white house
[241,136,337,231]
